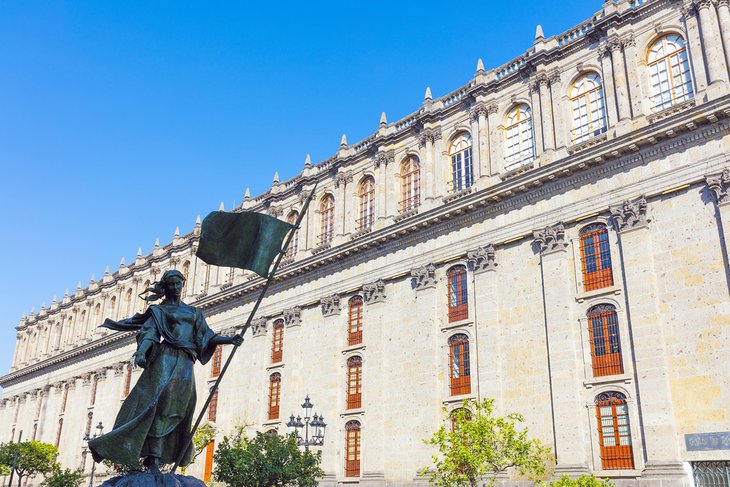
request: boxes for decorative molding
[112,362,126,376]
[283,306,302,328]
[334,171,353,188]
[320,294,341,317]
[418,128,441,147]
[610,196,650,232]
[469,103,488,122]
[251,317,268,338]
[621,32,636,49]
[548,68,561,85]
[363,280,387,304]
[467,245,498,272]
[374,150,395,169]
[411,263,438,290]
[706,169,730,205]
[268,205,283,218]
[533,223,569,254]
[696,0,714,9]
[607,34,622,52]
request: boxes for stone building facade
[2,0,730,486]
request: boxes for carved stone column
[706,169,730,280]
[599,44,620,127]
[419,129,438,203]
[697,0,730,91]
[532,223,590,474]
[335,172,352,239]
[682,4,710,95]
[529,81,545,158]
[538,73,555,152]
[375,150,393,224]
[621,33,645,119]
[469,104,485,179]
[549,69,568,151]
[486,102,499,175]
[715,0,730,78]
[609,35,631,121]
[610,196,686,482]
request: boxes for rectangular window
[268,375,281,420]
[449,336,471,396]
[347,358,362,409]
[589,307,624,377]
[272,322,284,363]
[204,440,215,482]
[348,298,363,346]
[580,226,613,291]
[596,400,634,470]
[447,268,468,322]
[211,345,222,377]
[208,389,218,422]
[345,426,361,477]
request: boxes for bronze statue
[88,270,242,473]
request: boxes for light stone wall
[3,0,730,485]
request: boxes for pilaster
[529,81,546,159]
[716,0,730,82]
[706,169,730,283]
[608,34,632,124]
[469,103,485,180]
[682,3,710,98]
[486,102,499,176]
[599,44,620,128]
[532,223,590,473]
[697,0,730,96]
[537,72,556,155]
[622,33,645,120]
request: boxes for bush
[41,466,84,487]
[548,474,614,487]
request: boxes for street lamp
[285,395,326,451]
[82,422,104,487]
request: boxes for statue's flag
[196,211,295,278]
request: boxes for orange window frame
[203,440,215,482]
[448,335,471,396]
[124,366,132,397]
[211,345,223,377]
[447,267,468,322]
[272,320,284,363]
[268,374,281,420]
[588,305,623,377]
[208,389,218,422]
[346,357,362,409]
[348,297,363,346]
[345,422,361,477]
[596,394,634,470]
[580,225,613,291]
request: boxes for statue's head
[141,270,186,303]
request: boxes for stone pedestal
[100,473,206,487]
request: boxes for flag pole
[171,183,318,474]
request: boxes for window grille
[595,391,634,469]
[348,296,363,346]
[580,224,614,291]
[272,319,284,363]
[285,211,299,259]
[319,195,335,246]
[571,73,607,142]
[648,35,694,111]
[347,356,363,409]
[448,133,474,193]
[345,420,361,477]
[693,461,730,487]
[504,105,534,170]
[447,265,468,322]
[212,345,223,377]
[208,389,218,422]
[588,305,624,377]
[449,334,471,395]
[400,156,421,213]
[203,440,215,482]
[268,373,281,420]
[358,177,376,230]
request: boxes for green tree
[0,441,59,487]
[421,398,552,487]
[548,474,614,487]
[214,431,323,487]
[40,466,84,487]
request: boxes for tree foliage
[41,466,84,487]
[548,475,614,487]
[192,423,218,462]
[214,431,323,487]
[421,398,552,487]
[0,441,59,487]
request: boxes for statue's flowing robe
[89,303,216,467]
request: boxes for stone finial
[411,263,437,290]
[535,24,544,41]
[706,169,730,206]
[467,244,497,272]
[363,280,386,304]
[424,86,432,100]
[304,154,311,167]
[251,317,268,337]
[154,238,160,249]
[273,172,279,183]
[476,58,485,73]
[194,216,201,236]
[137,248,142,257]
[320,295,341,317]
[379,112,387,126]
[340,133,348,147]
[533,223,569,254]
[120,257,126,268]
[284,306,302,327]
[174,227,180,238]
[104,265,110,276]
[244,188,250,200]
[219,202,225,211]
[610,196,650,232]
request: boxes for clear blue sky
[0,1,600,385]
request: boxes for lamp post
[81,422,104,487]
[286,395,326,451]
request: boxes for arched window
[358,176,375,230]
[94,303,101,326]
[504,104,534,171]
[268,373,281,420]
[400,156,421,213]
[345,420,361,477]
[447,265,468,322]
[319,194,335,246]
[272,319,284,363]
[580,223,613,291]
[588,305,623,377]
[125,289,134,316]
[595,392,634,470]
[450,407,472,432]
[285,211,299,260]
[208,389,218,422]
[211,345,223,377]
[346,356,362,409]
[448,133,474,192]
[348,296,363,346]
[570,73,607,142]
[79,310,87,340]
[448,334,471,396]
[181,261,191,298]
[647,35,693,111]
[140,281,150,312]
[109,296,117,321]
